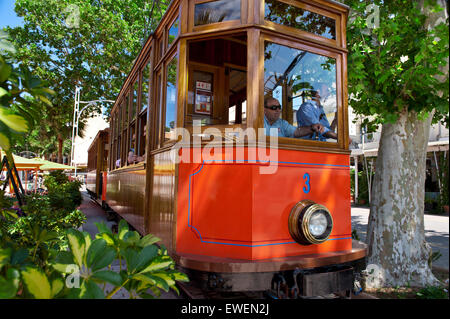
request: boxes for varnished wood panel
[106,167,146,234]
[148,150,177,254]
[86,170,97,195]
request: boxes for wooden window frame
[137,53,152,159]
[261,0,343,49]
[159,50,179,148]
[167,14,180,50]
[153,67,164,150]
[180,32,249,137]
[259,31,348,152]
[188,0,249,33]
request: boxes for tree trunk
[57,134,63,164]
[366,109,440,288]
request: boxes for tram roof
[110,0,350,116]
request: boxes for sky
[0,0,24,29]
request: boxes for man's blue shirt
[296,100,331,139]
[264,116,296,138]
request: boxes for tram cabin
[103,0,367,297]
[86,129,109,202]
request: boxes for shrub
[0,220,188,299]
[44,172,82,212]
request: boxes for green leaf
[10,248,29,266]
[139,255,173,274]
[134,245,158,273]
[121,247,138,273]
[96,232,115,245]
[139,234,161,247]
[83,232,92,262]
[0,61,12,83]
[0,248,12,269]
[0,87,8,98]
[87,239,116,272]
[51,251,75,273]
[152,272,175,287]
[92,270,123,286]
[86,238,107,268]
[66,228,86,268]
[80,280,105,299]
[0,106,29,133]
[21,267,52,299]
[122,230,141,245]
[0,131,11,150]
[138,273,169,292]
[166,270,189,282]
[95,222,112,235]
[118,219,129,240]
[51,276,64,297]
[0,32,16,54]
[0,269,20,298]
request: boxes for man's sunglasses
[265,105,282,110]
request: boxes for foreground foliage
[0,172,188,299]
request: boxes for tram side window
[264,0,336,40]
[110,116,115,170]
[132,81,138,121]
[194,0,241,26]
[122,96,129,167]
[163,56,178,142]
[185,34,247,130]
[263,41,338,142]
[127,81,139,165]
[136,59,151,162]
[114,107,122,169]
[168,17,179,48]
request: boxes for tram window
[123,96,129,129]
[263,41,338,142]
[132,81,138,121]
[264,0,336,40]
[141,60,151,113]
[168,17,179,48]
[185,34,247,129]
[110,116,115,170]
[137,117,147,160]
[116,108,122,168]
[128,124,136,165]
[157,37,164,62]
[155,70,163,145]
[164,56,178,142]
[194,0,241,26]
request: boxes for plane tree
[6,0,170,162]
[344,0,448,288]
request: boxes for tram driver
[264,96,324,138]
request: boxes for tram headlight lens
[308,211,328,237]
[288,200,333,245]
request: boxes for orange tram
[86,0,367,298]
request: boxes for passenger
[128,148,137,164]
[296,83,337,140]
[135,125,147,163]
[264,96,324,138]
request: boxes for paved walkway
[78,190,180,299]
[351,205,449,271]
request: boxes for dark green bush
[44,172,82,212]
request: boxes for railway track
[176,281,355,300]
